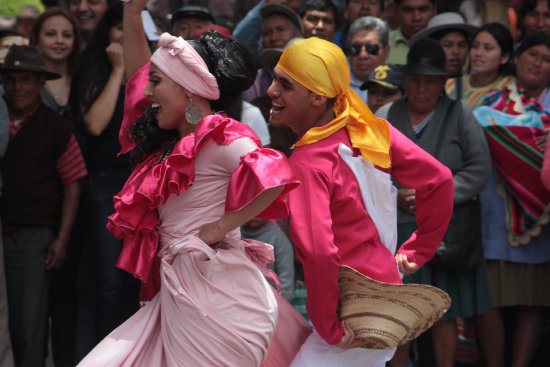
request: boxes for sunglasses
[349,43,380,57]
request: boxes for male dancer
[267,37,454,366]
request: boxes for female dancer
[30,7,81,116]
[77,28,310,366]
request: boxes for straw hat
[338,265,451,349]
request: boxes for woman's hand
[395,253,420,275]
[335,320,361,350]
[106,42,124,72]
[198,220,229,246]
[397,188,416,214]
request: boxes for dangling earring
[185,97,203,125]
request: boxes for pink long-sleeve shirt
[286,123,453,345]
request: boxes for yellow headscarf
[277,37,391,168]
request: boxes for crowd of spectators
[1,0,550,366]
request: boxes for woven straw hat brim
[338,265,451,349]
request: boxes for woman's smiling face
[37,15,75,62]
[144,63,190,132]
[515,44,550,92]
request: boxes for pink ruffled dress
[77,114,311,366]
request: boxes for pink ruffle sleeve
[226,148,299,218]
[107,115,299,294]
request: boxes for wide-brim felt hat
[260,37,304,70]
[338,265,451,349]
[409,12,478,47]
[260,3,304,33]
[394,37,460,77]
[0,45,60,80]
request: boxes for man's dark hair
[345,0,384,12]
[518,0,550,38]
[298,0,338,19]
[394,0,436,7]
[520,0,550,19]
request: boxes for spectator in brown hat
[0,44,87,367]
[243,3,303,104]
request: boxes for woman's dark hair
[30,7,81,75]
[194,30,258,118]
[516,31,550,56]
[128,30,259,165]
[128,107,179,165]
[345,0,384,11]
[70,1,123,121]
[471,22,514,75]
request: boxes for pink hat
[150,33,219,100]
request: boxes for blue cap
[360,64,404,91]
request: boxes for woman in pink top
[76,29,310,366]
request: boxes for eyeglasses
[349,43,380,57]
